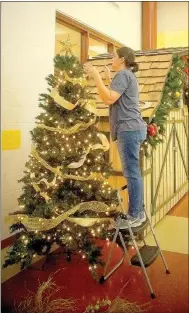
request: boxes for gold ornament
[175,91,180,98]
[59,37,76,55]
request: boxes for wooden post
[108,43,115,54]
[81,31,89,63]
[142,2,157,50]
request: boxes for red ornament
[184,67,189,75]
[147,123,158,137]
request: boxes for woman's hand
[104,65,111,85]
[104,65,111,81]
[83,63,99,78]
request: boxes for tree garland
[142,54,187,156]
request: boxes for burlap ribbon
[31,147,106,183]
[37,116,96,135]
[5,201,116,232]
[68,133,110,169]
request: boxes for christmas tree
[3,39,119,278]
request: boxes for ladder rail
[99,185,170,298]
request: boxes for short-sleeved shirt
[109,69,147,141]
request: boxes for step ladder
[99,185,170,299]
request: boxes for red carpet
[1,240,189,313]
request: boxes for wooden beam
[142,2,157,50]
[81,31,89,64]
[56,11,123,48]
[107,43,115,53]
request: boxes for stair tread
[131,245,159,267]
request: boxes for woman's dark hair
[116,46,139,73]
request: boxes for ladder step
[131,245,159,268]
[121,219,149,235]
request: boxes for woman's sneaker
[139,210,147,223]
[114,214,142,229]
[127,214,142,227]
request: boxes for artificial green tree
[3,39,119,278]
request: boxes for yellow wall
[157,30,188,48]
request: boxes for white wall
[157,1,188,47]
[157,1,188,32]
[1,1,142,240]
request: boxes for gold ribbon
[50,88,77,111]
[61,70,87,87]
[68,133,109,169]
[31,147,105,182]
[31,148,62,175]
[32,183,51,202]
[5,201,116,232]
[37,116,96,135]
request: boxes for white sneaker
[126,214,142,227]
[139,211,147,223]
[113,215,142,229]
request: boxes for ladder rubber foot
[151,293,156,299]
[166,269,171,274]
[99,276,105,284]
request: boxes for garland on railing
[142,54,187,156]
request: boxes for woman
[84,46,147,228]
